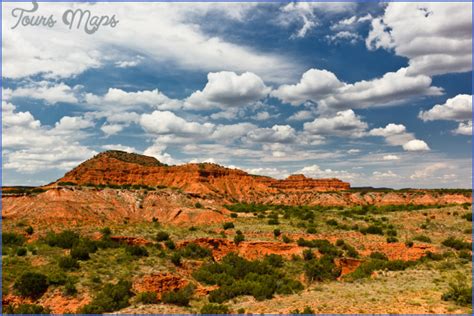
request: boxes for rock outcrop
[270,174,350,191]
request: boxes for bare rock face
[53,151,351,198]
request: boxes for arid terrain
[2,151,472,314]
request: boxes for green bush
[264,254,284,268]
[458,250,472,261]
[326,219,338,226]
[234,232,245,245]
[165,240,176,250]
[230,213,238,218]
[461,212,472,222]
[195,202,203,208]
[405,240,414,248]
[16,247,27,256]
[25,226,34,235]
[361,225,384,235]
[125,245,149,257]
[193,253,302,303]
[137,291,158,304]
[200,303,230,314]
[48,271,68,285]
[14,272,49,298]
[347,259,416,280]
[304,255,341,282]
[223,222,235,230]
[100,227,112,236]
[302,249,314,261]
[291,306,315,314]
[442,237,472,250]
[282,235,292,243]
[442,275,472,306]
[70,244,91,261]
[179,243,212,259]
[273,229,281,238]
[171,253,182,266]
[64,280,78,296]
[81,280,132,313]
[297,238,342,257]
[45,230,80,249]
[4,304,50,314]
[386,229,397,236]
[2,232,25,246]
[386,236,398,243]
[369,252,388,261]
[155,231,170,241]
[161,284,195,306]
[413,235,432,243]
[58,256,79,271]
[267,218,279,225]
[306,227,317,234]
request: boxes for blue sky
[2,1,472,188]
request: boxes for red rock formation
[132,273,188,299]
[271,174,350,191]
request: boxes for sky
[1,1,472,188]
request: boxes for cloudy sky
[2,1,472,188]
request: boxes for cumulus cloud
[287,110,314,121]
[453,121,472,136]
[410,162,449,179]
[326,31,361,44]
[403,139,430,152]
[102,144,137,153]
[366,3,472,76]
[2,2,298,82]
[273,67,442,112]
[296,164,360,181]
[372,170,398,178]
[185,71,270,110]
[140,111,215,136]
[246,125,297,144]
[54,116,94,132]
[419,94,472,122]
[143,142,180,165]
[304,110,367,137]
[383,154,400,161]
[245,167,289,179]
[6,81,79,104]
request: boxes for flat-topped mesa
[271,174,350,191]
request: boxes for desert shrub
[336,239,344,247]
[193,253,302,302]
[137,291,158,304]
[386,229,397,236]
[264,254,284,268]
[71,244,91,260]
[306,227,317,234]
[386,236,398,243]
[164,240,176,250]
[171,253,182,266]
[234,231,245,245]
[25,226,34,235]
[5,304,50,314]
[304,255,341,282]
[370,252,388,261]
[423,251,444,261]
[326,219,338,226]
[81,280,132,313]
[125,245,149,257]
[230,213,238,218]
[273,229,281,237]
[45,230,80,249]
[100,227,112,236]
[297,238,342,257]
[360,225,384,235]
[2,232,25,246]
[291,306,315,314]
[64,279,78,296]
[267,218,280,225]
[303,249,315,261]
[16,247,27,256]
[405,240,414,248]
[282,235,292,243]
[58,256,79,271]
[200,303,230,314]
[461,212,472,221]
[161,284,195,306]
[223,222,235,230]
[47,271,68,285]
[179,243,212,259]
[442,237,472,250]
[195,202,203,208]
[155,231,170,241]
[458,250,472,261]
[347,259,416,280]
[14,272,49,298]
[442,274,472,306]
[413,235,432,243]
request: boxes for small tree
[14,272,49,298]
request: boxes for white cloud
[245,167,289,179]
[185,71,270,110]
[7,81,79,104]
[140,110,215,136]
[326,31,361,44]
[143,142,179,165]
[115,55,144,68]
[101,123,125,136]
[372,170,398,178]
[102,144,137,153]
[303,110,367,137]
[453,121,472,136]
[246,125,297,144]
[410,162,449,179]
[273,67,442,112]
[347,149,360,154]
[296,164,360,181]
[369,123,407,137]
[419,94,472,121]
[366,3,472,76]
[383,154,400,161]
[287,110,314,121]
[54,116,94,132]
[211,123,257,141]
[403,139,430,152]
[3,2,298,82]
